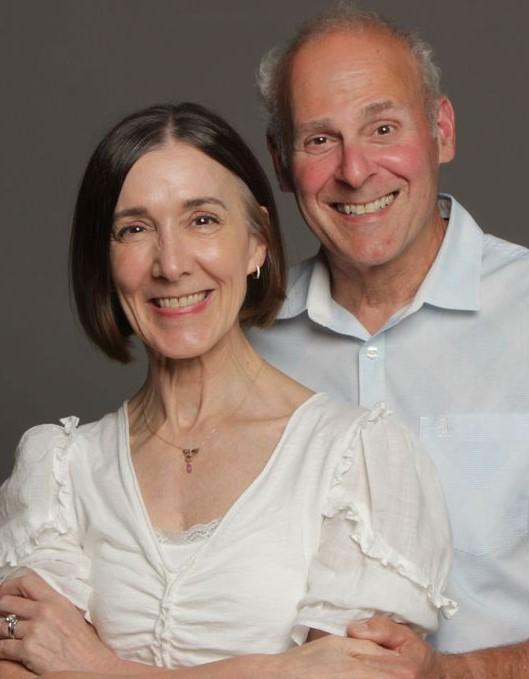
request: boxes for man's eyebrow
[294,118,334,136]
[113,197,227,222]
[295,101,399,135]
[361,100,397,118]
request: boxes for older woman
[0,103,454,678]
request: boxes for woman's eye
[114,224,146,240]
[192,215,219,228]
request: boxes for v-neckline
[119,392,327,574]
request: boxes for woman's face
[110,140,266,360]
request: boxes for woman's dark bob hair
[71,102,286,363]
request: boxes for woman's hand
[0,571,119,675]
[40,634,397,679]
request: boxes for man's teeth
[335,192,396,215]
[155,292,207,308]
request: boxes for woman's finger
[0,616,27,640]
[0,595,37,620]
[0,572,57,601]
[0,638,26,664]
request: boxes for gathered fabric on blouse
[0,394,455,668]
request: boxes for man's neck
[326,216,448,335]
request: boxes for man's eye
[376,124,394,136]
[301,135,337,155]
[308,136,329,146]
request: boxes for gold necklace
[142,360,265,474]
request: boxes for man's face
[281,29,455,274]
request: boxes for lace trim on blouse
[154,518,222,545]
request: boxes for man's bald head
[258,3,443,167]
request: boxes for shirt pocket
[419,413,529,556]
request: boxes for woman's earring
[251,265,261,280]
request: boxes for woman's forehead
[116,141,245,211]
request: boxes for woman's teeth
[155,292,207,308]
[335,192,396,215]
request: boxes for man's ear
[436,96,456,165]
[267,133,294,193]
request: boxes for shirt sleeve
[292,404,457,643]
[0,417,92,614]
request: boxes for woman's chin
[144,335,221,363]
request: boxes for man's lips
[332,191,398,216]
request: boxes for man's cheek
[293,157,335,194]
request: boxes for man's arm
[440,642,529,679]
[348,616,529,679]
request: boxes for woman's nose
[151,234,192,281]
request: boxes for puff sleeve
[292,405,457,643]
[0,418,92,614]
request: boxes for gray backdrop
[1,0,528,482]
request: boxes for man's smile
[332,191,398,216]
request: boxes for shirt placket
[358,334,386,408]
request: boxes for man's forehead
[287,29,425,126]
[289,28,421,92]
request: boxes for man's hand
[347,616,442,678]
[348,615,529,678]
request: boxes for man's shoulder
[450,196,529,286]
[481,231,529,285]
[482,231,529,262]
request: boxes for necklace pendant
[182,447,199,474]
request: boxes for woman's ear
[247,209,268,275]
[247,236,268,276]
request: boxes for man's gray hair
[257,2,443,166]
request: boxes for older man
[250,5,529,678]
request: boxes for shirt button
[366,346,379,359]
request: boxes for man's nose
[335,142,377,188]
[151,233,192,281]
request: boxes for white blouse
[0,394,455,668]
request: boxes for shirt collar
[277,194,483,327]
[411,194,482,312]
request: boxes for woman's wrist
[0,660,36,678]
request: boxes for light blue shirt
[249,195,529,653]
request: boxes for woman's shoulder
[14,405,125,468]
[295,393,395,435]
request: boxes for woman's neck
[128,329,264,439]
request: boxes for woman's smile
[150,290,212,314]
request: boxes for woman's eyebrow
[113,197,228,223]
[183,197,227,210]
[113,207,149,222]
